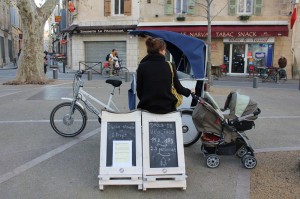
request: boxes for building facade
[0,0,22,67]
[63,0,299,79]
[137,0,298,78]
[60,0,139,72]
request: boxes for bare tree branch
[40,0,59,21]
[211,1,228,21]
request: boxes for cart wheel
[241,155,257,169]
[236,146,248,158]
[206,155,220,168]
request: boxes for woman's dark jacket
[136,53,191,114]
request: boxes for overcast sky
[34,0,45,7]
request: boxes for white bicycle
[50,70,122,137]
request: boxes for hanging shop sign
[55,16,61,23]
[60,39,67,45]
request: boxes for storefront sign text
[181,31,279,39]
[73,27,136,34]
[223,37,275,43]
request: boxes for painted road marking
[0,128,100,184]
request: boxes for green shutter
[187,0,195,15]
[165,0,174,15]
[228,0,236,16]
[254,0,263,15]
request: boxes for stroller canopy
[224,92,258,119]
[129,30,206,79]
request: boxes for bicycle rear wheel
[50,102,87,137]
[181,109,201,147]
[118,67,129,79]
[102,67,110,78]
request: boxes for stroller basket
[201,132,223,144]
[230,120,255,131]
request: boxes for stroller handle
[191,93,201,101]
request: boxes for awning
[138,25,289,38]
[60,24,78,33]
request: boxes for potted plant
[238,15,251,21]
[176,13,186,21]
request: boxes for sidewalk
[0,62,17,70]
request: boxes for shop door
[231,44,246,74]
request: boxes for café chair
[220,64,227,77]
[248,65,257,77]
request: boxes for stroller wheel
[236,146,248,158]
[241,155,257,169]
[206,155,220,168]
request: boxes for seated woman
[136,37,194,114]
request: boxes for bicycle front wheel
[50,102,87,137]
[181,109,201,147]
[118,67,129,79]
[102,67,110,78]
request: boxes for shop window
[247,43,274,68]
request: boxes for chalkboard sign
[106,122,136,167]
[149,122,178,168]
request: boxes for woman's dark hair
[146,37,166,54]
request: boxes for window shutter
[124,0,132,16]
[104,0,111,16]
[165,0,174,15]
[187,0,195,15]
[228,0,236,16]
[254,0,263,15]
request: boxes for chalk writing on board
[106,122,136,167]
[149,122,178,168]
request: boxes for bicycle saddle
[106,78,122,87]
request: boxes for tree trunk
[15,0,58,84]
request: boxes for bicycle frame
[62,73,120,118]
[79,88,120,113]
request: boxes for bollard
[53,69,58,79]
[125,71,130,82]
[299,79,300,91]
[63,62,66,73]
[87,70,92,80]
[253,77,258,88]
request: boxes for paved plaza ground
[0,66,299,199]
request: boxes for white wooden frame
[99,110,142,190]
[142,111,187,190]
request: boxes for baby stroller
[191,91,261,169]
